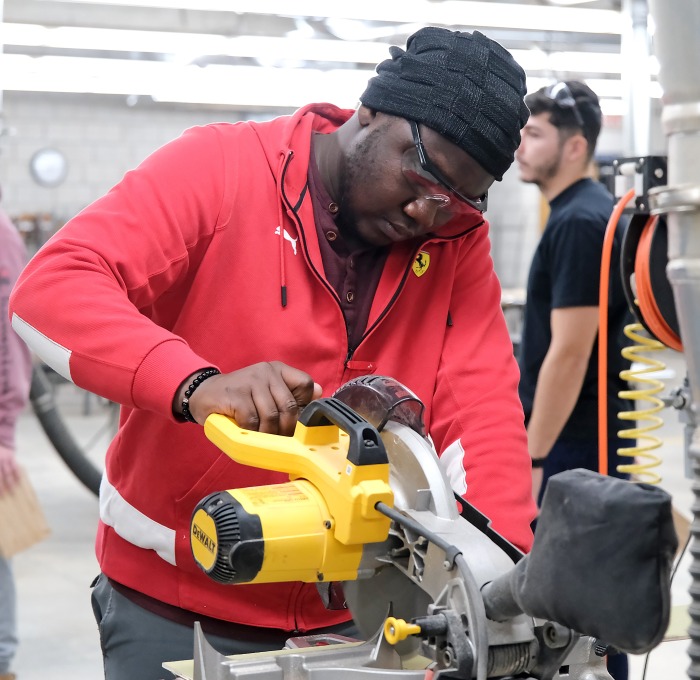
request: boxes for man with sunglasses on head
[10,27,536,679]
[516,81,632,680]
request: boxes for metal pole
[621,0,651,155]
[647,1,700,678]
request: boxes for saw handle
[299,399,388,466]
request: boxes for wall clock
[29,148,68,187]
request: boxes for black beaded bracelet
[181,368,220,423]
[530,457,547,469]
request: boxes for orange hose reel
[599,192,682,475]
[634,216,683,352]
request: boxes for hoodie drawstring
[278,201,287,309]
[277,151,292,308]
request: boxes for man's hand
[0,444,20,496]
[178,361,322,435]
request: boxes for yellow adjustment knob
[384,617,422,645]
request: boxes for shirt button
[346,290,355,303]
[327,230,338,242]
[329,202,339,214]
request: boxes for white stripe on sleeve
[11,313,73,381]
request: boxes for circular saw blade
[344,422,459,654]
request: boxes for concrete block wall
[0,91,247,243]
[0,91,634,290]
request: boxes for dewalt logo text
[192,524,215,554]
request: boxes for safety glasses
[403,120,488,215]
[543,82,585,128]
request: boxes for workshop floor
[8,348,695,680]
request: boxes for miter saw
[173,376,677,680]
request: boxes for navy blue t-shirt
[518,178,633,440]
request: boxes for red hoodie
[9,103,536,631]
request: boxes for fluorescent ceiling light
[2,23,391,65]
[514,49,620,75]
[5,22,654,77]
[3,23,229,57]
[44,0,623,35]
[0,54,373,108]
[5,22,640,74]
[1,53,659,110]
[596,98,628,117]
[515,50,659,77]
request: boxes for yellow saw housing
[190,398,394,585]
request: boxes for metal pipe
[621,0,651,155]
[647,1,700,677]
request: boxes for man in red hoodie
[10,27,536,679]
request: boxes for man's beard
[335,167,363,248]
[334,124,385,250]
[532,149,563,189]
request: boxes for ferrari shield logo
[412,251,430,278]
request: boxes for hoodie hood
[249,103,355,194]
[244,104,354,310]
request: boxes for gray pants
[90,574,358,680]
[0,556,17,675]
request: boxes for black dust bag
[483,468,678,654]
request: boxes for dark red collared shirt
[307,137,388,350]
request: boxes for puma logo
[275,226,298,256]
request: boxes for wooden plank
[0,465,51,557]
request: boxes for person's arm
[0,218,32,495]
[429,223,538,553]
[526,207,611,499]
[10,126,323,436]
[527,306,599,499]
[9,125,232,419]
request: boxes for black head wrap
[360,27,530,181]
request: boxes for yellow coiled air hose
[600,192,678,485]
[615,323,666,484]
